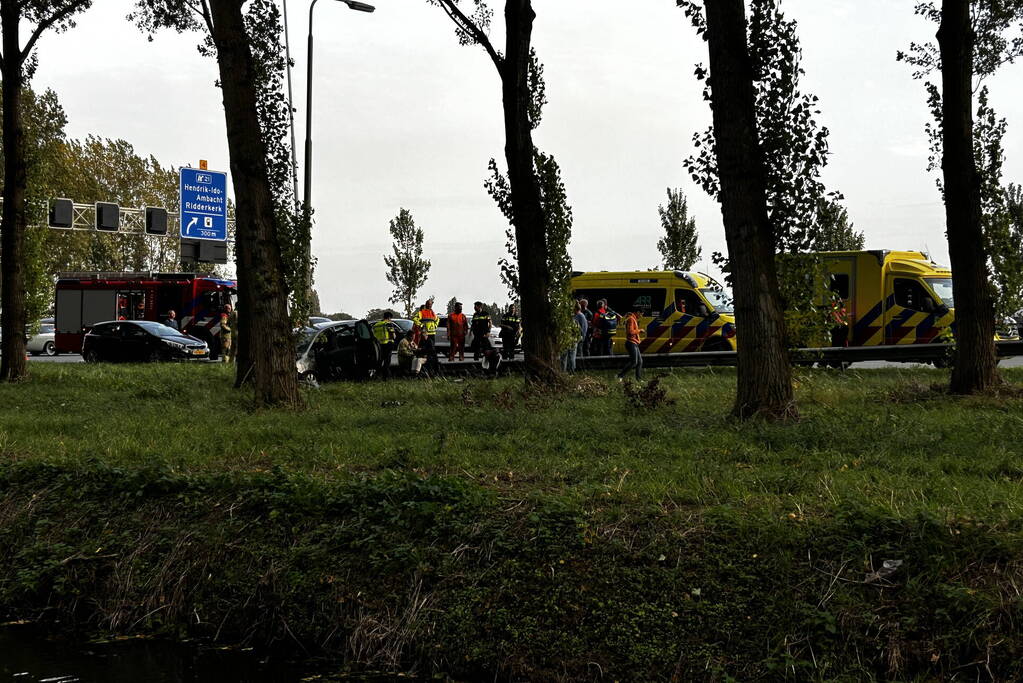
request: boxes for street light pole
[283,0,299,204]
[302,0,374,285]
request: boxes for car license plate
[192,349,205,355]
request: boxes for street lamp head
[340,0,375,11]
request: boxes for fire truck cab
[55,272,237,357]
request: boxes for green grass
[2,363,1023,680]
[6,363,1023,518]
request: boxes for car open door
[353,320,381,378]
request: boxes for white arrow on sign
[186,217,198,232]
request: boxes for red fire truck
[55,272,237,356]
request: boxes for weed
[623,374,676,409]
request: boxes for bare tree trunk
[501,0,559,384]
[209,0,299,406]
[0,1,28,381]
[703,0,795,420]
[939,0,999,394]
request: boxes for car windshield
[926,278,955,308]
[134,321,187,338]
[296,327,321,355]
[700,288,734,314]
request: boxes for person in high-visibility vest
[412,298,440,374]
[373,312,397,379]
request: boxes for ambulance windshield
[701,288,734,314]
[926,278,955,309]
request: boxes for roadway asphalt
[28,354,1023,368]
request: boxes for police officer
[373,312,397,379]
[470,301,492,360]
[500,303,521,361]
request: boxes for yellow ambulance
[571,270,737,354]
[816,250,955,347]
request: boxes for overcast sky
[33,0,1023,316]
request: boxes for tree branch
[436,0,502,73]
[20,0,88,64]
[198,0,214,35]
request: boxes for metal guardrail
[494,341,1023,373]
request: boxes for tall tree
[813,198,865,251]
[940,0,997,392]
[383,207,430,318]
[991,183,1023,318]
[684,0,842,254]
[688,0,795,419]
[133,0,300,406]
[899,0,1023,393]
[427,0,562,382]
[487,150,575,353]
[0,0,92,381]
[656,187,701,270]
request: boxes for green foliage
[365,307,400,321]
[656,187,701,270]
[244,0,313,327]
[814,198,865,251]
[898,1,1023,82]
[486,152,576,351]
[990,184,1023,318]
[325,311,355,321]
[775,253,838,348]
[3,87,199,323]
[383,208,431,318]
[683,0,844,254]
[900,4,1023,319]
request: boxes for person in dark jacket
[163,310,179,330]
[470,301,492,360]
[499,304,521,360]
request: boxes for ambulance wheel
[43,341,56,356]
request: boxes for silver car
[27,320,57,356]
[435,314,501,351]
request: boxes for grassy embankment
[2,363,1023,680]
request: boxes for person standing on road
[561,301,587,372]
[221,303,237,363]
[592,300,618,356]
[500,303,521,360]
[373,312,397,379]
[470,301,492,360]
[578,298,593,356]
[219,310,232,363]
[617,308,644,382]
[163,310,179,330]
[412,298,440,374]
[448,301,468,362]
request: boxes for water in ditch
[0,626,312,682]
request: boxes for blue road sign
[179,168,228,241]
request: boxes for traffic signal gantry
[46,198,231,266]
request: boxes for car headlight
[163,339,186,350]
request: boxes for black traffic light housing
[180,238,228,266]
[145,207,168,235]
[48,198,73,228]
[95,202,119,231]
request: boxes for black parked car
[82,320,210,363]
